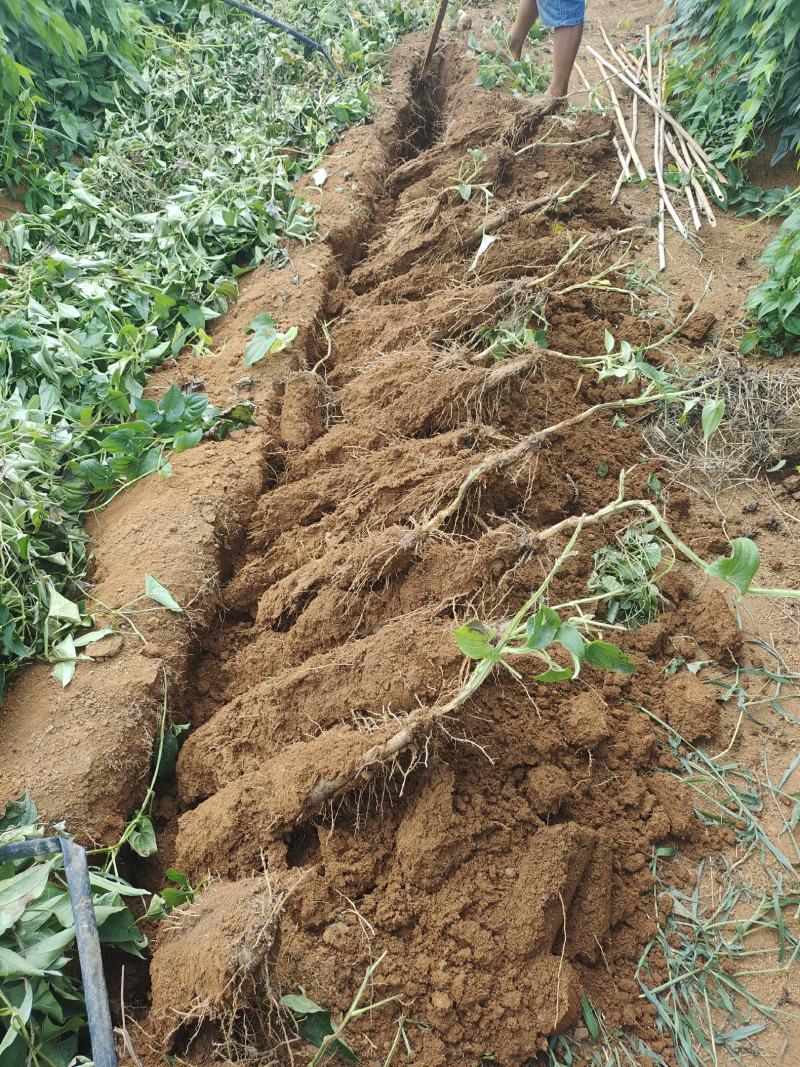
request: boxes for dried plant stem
[591,55,647,179]
[645,28,687,247]
[664,130,702,231]
[586,45,726,195]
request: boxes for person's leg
[549,21,584,99]
[509,0,539,60]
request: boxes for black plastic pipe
[218,0,344,81]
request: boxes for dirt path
[3,8,800,1067]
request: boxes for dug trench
[110,41,757,1067]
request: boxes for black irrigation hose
[0,836,117,1067]
[217,0,345,82]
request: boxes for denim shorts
[538,0,586,28]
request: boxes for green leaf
[452,621,499,661]
[244,333,272,366]
[0,863,53,936]
[0,947,44,979]
[701,397,725,441]
[584,641,637,675]
[706,537,761,594]
[525,607,561,650]
[129,817,157,858]
[144,575,182,613]
[173,428,203,453]
[47,586,81,623]
[51,659,77,688]
[604,330,615,353]
[532,668,573,683]
[249,312,277,331]
[581,995,599,1040]
[24,927,76,971]
[555,623,585,676]
[158,384,185,422]
[281,993,326,1015]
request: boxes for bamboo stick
[590,54,647,180]
[586,45,726,185]
[664,130,701,230]
[613,135,632,180]
[675,134,717,225]
[610,52,645,203]
[644,28,687,240]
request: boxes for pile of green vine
[0,0,429,699]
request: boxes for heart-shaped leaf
[144,574,182,612]
[706,538,760,594]
[526,606,561,650]
[453,621,499,661]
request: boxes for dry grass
[646,352,800,485]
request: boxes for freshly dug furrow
[144,45,736,1067]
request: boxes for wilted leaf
[129,817,157,858]
[701,397,725,442]
[144,575,182,612]
[47,586,81,623]
[470,232,497,271]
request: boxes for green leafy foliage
[0,0,429,698]
[468,23,549,96]
[588,528,665,628]
[0,794,148,1065]
[452,604,636,681]
[666,1,800,358]
[244,313,299,366]
[282,992,357,1061]
[741,210,800,356]
[666,0,800,167]
[0,0,155,192]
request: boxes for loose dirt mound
[142,46,739,1066]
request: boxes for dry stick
[590,54,647,180]
[664,129,702,231]
[421,0,449,75]
[674,132,717,226]
[653,47,667,269]
[512,225,643,290]
[624,34,701,229]
[462,176,579,249]
[586,46,726,189]
[614,135,631,179]
[610,53,645,203]
[645,27,687,246]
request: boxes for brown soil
[4,10,800,1067]
[138,42,748,1067]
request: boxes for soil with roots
[126,43,742,1067]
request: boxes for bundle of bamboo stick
[577,24,727,270]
